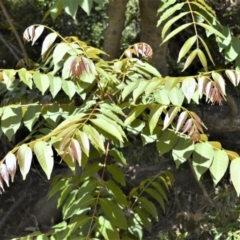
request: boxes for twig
[0,34,20,61]
[188,158,215,208]
[0,177,32,231]
[0,0,28,59]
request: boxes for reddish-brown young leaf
[0,175,4,193]
[0,163,9,187]
[5,152,17,182]
[133,44,139,57]
[190,111,206,128]
[176,111,188,133]
[70,138,82,166]
[198,76,209,98]
[23,25,35,43]
[182,119,193,134]
[205,81,213,101]
[71,56,96,78]
[212,72,226,96]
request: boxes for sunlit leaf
[100,198,127,229]
[210,150,229,186]
[163,106,179,130]
[0,163,9,187]
[175,111,188,133]
[182,49,198,71]
[34,141,54,180]
[178,35,197,62]
[41,32,58,56]
[230,158,240,196]
[17,144,33,180]
[182,77,197,103]
[32,25,44,45]
[157,130,179,156]
[192,142,214,180]
[5,152,17,182]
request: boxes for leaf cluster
[2,0,240,238]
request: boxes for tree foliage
[0,0,240,239]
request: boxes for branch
[0,0,28,60]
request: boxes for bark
[139,0,168,76]
[103,0,128,60]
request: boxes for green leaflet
[162,23,193,44]
[158,2,185,27]
[33,72,50,95]
[83,124,105,153]
[156,130,178,156]
[162,12,189,40]
[172,136,194,168]
[230,158,240,197]
[133,80,150,102]
[64,194,95,219]
[34,141,54,180]
[144,188,165,212]
[104,180,128,207]
[199,36,215,65]
[23,105,41,131]
[18,68,33,89]
[168,87,184,106]
[48,75,62,98]
[178,35,197,62]
[109,148,127,166]
[62,79,76,100]
[225,37,240,62]
[133,207,152,232]
[154,88,170,105]
[124,105,147,126]
[97,216,120,240]
[192,142,214,180]
[90,116,124,142]
[182,49,198,71]
[122,80,139,101]
[210,150,229,186]
[80,161,103,180]
[99,198,127,229]
[63,0,79,19]
[41,103,61,128]
[138,197,158,220]
[149,105,164,134]
[1,107,22,141]
[165,77,179,91]
[106,164,126,186]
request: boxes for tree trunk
[103,0,128,60]
[139,0,168,76]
